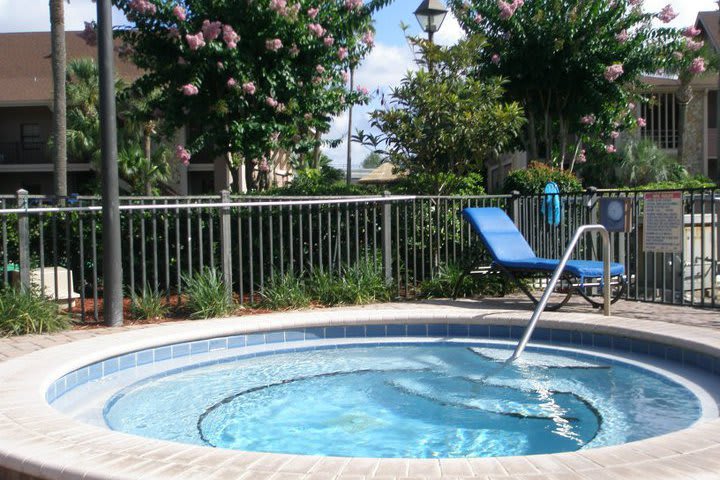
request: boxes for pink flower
[689,57,706,74]
[637,117,647,128]
[223,25,239,48]
[202,20,222,41]
[185,32,205,50]
[307,7,319,19]
[266,38,283,51]
[362,30,374,47]
[276,102,286,112]
[175,145,191,166]
[270,0,287,15]
[173,5,186,21]
[181,84,199,96]
[312,76,323,85]
[605,145,617,154]
[628,102,636,111]
[345,0,363,10]
[324,35,335,46]
[686,39,704,51]
[227,78,237,88]
[308,23,325,37]
[658,4,678,24]
[498,0,517,20]
[610,131,620,139]
[337,47,348,60]
[491,53,501,64]
[604,64,624,82]
[357,86,369,95]
[580,114,596,125]
[315,64,326,74]
[289,44,300,56]
[129,0,156,15]
[629,0,642,4]
[673,51,684,60]
[684,26,702,38]
[615,30,629,43]
[78,21,97,46]
[242,82,256,95]
[341,70,350,82]
[266,97,278,108]
[474,13,483,23]
[576,149,587,164]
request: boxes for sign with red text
[643,191,683,253]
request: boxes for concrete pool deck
[1,299,720,479]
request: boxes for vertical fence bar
[382,193,393,283]
[220,190,232,298]
[16,189,30,292]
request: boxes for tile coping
[1,305,720,479]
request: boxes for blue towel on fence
[541,181,561,226]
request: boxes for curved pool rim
[2,305,720,479]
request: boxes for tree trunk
[526,107,539,161]
[50,0,67,199]
[676,82,693,168]
[312,129,322,169]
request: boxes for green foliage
[504,162,583,195]
[617,140,687,187]
[633,176,716,191]
[259,272,312,310]
[259,261,393,310]
[129,285,169,320]
[110,0,383,169]
[0,287,69,336]
[362,152,384,169]
[183,268,235,319]
[391,171,486,196]
[340,261,393,305]
[364,36,524,181]
[118,145,171,196]
[266,170,378,196]
[418,264,479,299]
[448,0,698,166]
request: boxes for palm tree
[50,0,67,198]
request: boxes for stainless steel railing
[509,225,611,361]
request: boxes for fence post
[510,190,521,227]
[16,189,30,292]
[220,190,233,298]
[382,191,393,283]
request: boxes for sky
[0,0,717,168]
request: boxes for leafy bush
[264,169,378,196]
[339,261,394,305]
[418,263,479,299]
[391,171,486,196]
[617,140,687,187]
[0,287,69,336]
[504,161,583,195]
[633,176,716,191]
[183,268,235,319]
[259,272,311,310]
[129,285,169,321]
[308,269,345,306]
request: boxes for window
[640,93,680,150]
[20,124,41,150]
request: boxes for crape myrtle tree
[447,0,705,170]
[99,0,388,191]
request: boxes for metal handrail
[509,225,611,361]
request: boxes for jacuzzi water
[81,342,704,458]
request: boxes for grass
[183,268,236,319]
[0,287,70,336]
[129,285,169,321]
[259,272,312,310]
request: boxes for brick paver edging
[1,305,720,480]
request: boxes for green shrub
[338,261,394,305]
[0,287,69,336]
[259,272,311,310]
[129,285,169,321]
[617,140,688,187]
[633,175,716,191]
[418,263,479,299]
[308,269,345,306]
[183,268,235,319]
[391,171,486,195]
[504,161,583,195]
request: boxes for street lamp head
[414,0,448,34]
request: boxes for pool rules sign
[643,191,683,253]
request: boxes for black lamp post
[414,0,449,43]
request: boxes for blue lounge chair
[462,207,626,310]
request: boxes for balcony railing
[0,142,49,165]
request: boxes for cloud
[353,42,417,91]
[0,0,127,33]
[435,11,465,46]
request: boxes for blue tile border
[45,322,720,404]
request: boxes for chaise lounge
[462,207,626,310]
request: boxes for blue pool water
[100,343,702,458]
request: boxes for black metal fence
[1,188,717,322]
